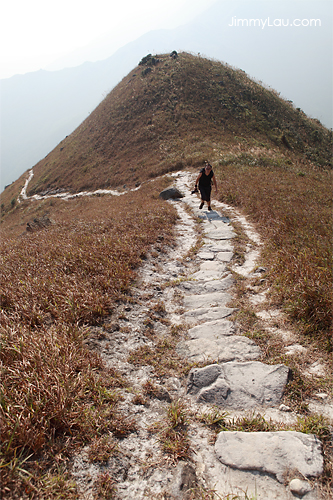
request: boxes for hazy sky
[0,0,216,79]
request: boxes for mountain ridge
[1,52,331,214]
[1,0,332,191]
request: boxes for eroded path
[69,172,330,499]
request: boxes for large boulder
[159,187,184,200]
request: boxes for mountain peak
[2,52,331,209]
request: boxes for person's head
[205,162,212,172]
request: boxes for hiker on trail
[195,162,218,211]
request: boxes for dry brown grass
[128,334,196,379]
[149,400,191,463]
[2,52,330,211]
[0,179,177,497]
[93,472,116,499]
[216,156,332,349]
[1,52,332,497]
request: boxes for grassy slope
[0,177,178,497]
[1,51,331,341]
[215,152,332,342]
[1,52,331,209]
[0,52,332,497]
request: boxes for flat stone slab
[203,241,234,252]
[198,214,230,223]
[187,361,290,409]
[197,261,226,272]
[197,252,215,260]
[184,292,231,310]
[181,275,234,294]
[205,220,231,229]
[183,306,234,324]
[201,276,234,292]
[188,319,235,340]
[205,228,235,240]
[192,270,226,281]
[215,251,233,262]
[215,431,323,483]
[192,262,226,281]
[177,336,261,363]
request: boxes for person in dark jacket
[195,162,218,210]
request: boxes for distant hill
[1,0,331,192]
[0,53,142,192]
[1,52,331,212]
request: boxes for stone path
[17,168,142,203]
[166,172,326,499]
[33,169,328,499]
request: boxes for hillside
[1,0,332,193]
[1,52,331,211]
[1,53,332,499]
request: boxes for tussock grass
[88,435,118,463]
[128,334,196,379]
[93,472,116,499]
[0,181,177,497]
[150,400,191,463]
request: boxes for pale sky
[0,0,216,79]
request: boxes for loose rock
[159,187,184,200]
[289,478,312,496]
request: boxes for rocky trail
[20,170,333,499]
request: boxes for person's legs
[199,187,206,209]
[207,188,212,210]
[199,187,211,209]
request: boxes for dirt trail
[18,168,141,202]
[70,171,331,499]
[18,169,332,499]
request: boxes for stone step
[187,318,236,339]
[191,261,227,281]
[182,305,234,324]
[187,362,291,409]
[215,431,323,484]
[180,275,234,294]
[183,291,232,310]
[177,335,261,363]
